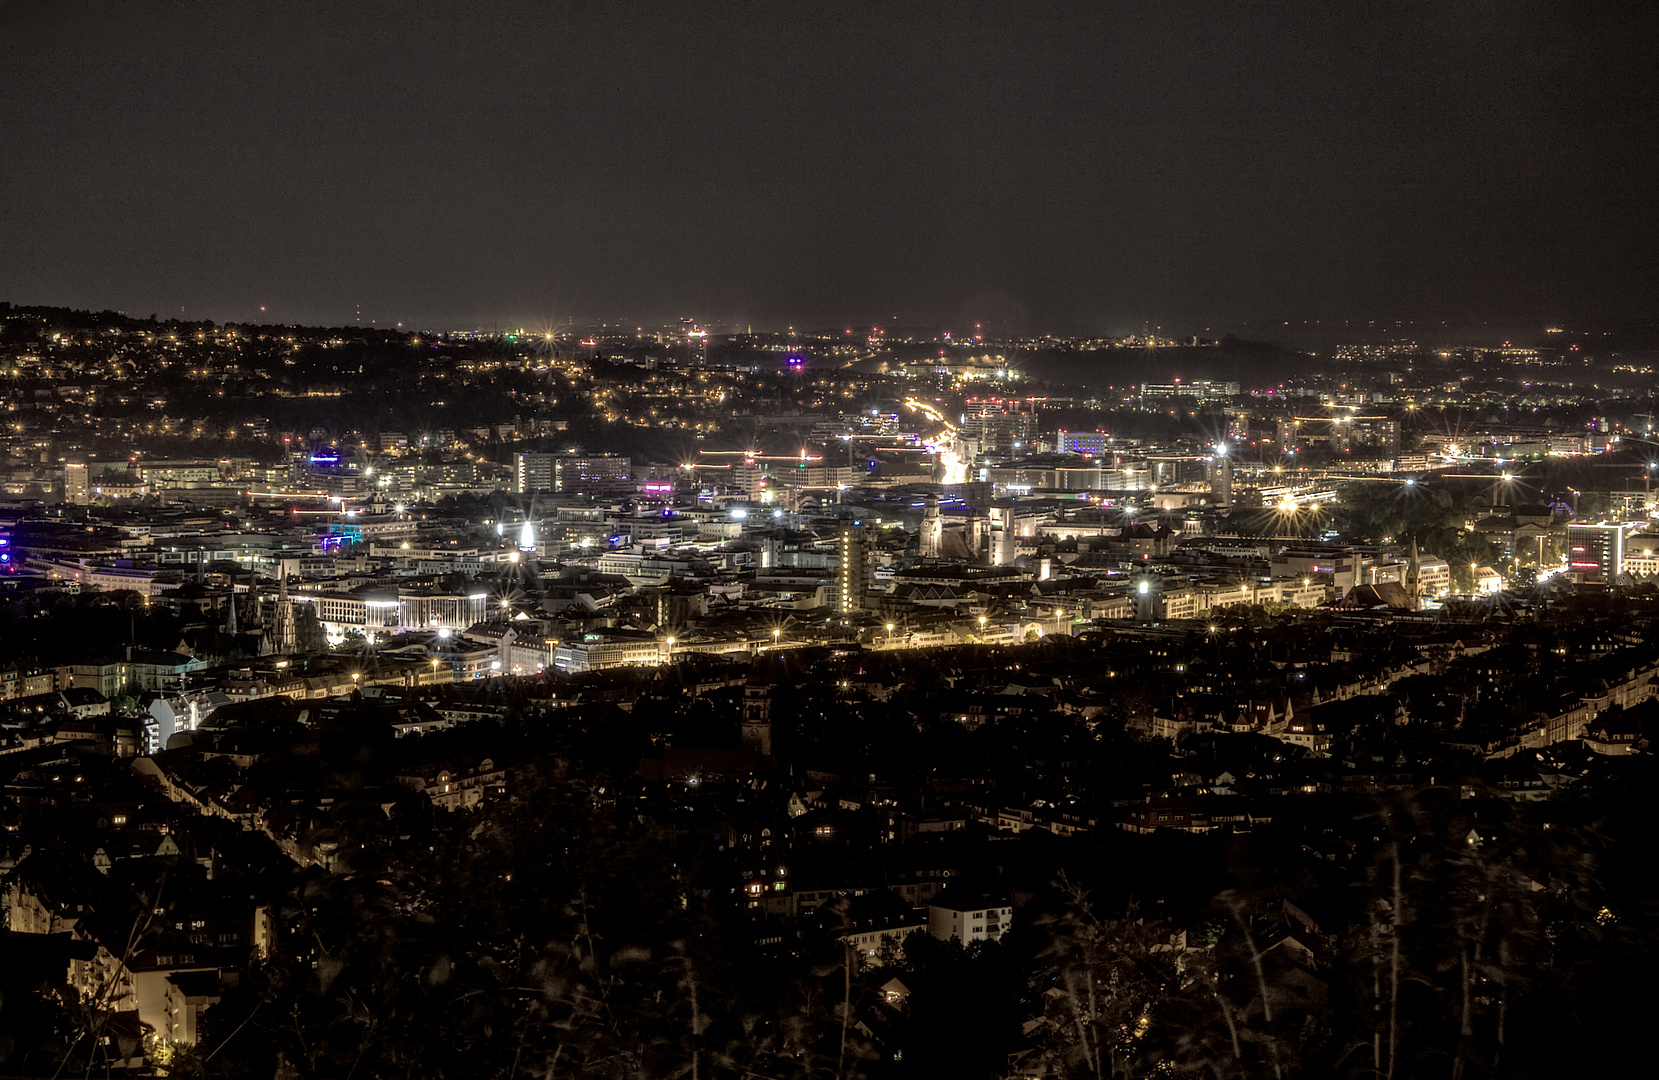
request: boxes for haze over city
[4,1,1656,334]
[4,4,1659,1079]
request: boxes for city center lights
[4,2,1652,1056]
[0,339,1641,1076]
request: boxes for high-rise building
[516,452,556,493]
[1567,524,1624,583]
[838,525,873,613]
[962,398,1036,453]
[1207,452,1234,506]
[63,463,90,505]
[516,453,633,494]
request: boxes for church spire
[1407,536,1422,609]
[224,569,239,634]
[271,567,298,656]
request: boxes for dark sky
[3,1,1654,335]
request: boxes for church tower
[270,570,298,655]
[920,495,943,557]
[741,676,773,755]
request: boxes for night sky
[3,1,1655,335]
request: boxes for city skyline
[6,255,1659,1080]
[5,6,1659,1075]
[4,2,1656,334]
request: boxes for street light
[886,622,895,647]
[772,628,781,648]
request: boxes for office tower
[1567,524,1624,583]
[838,524,873,613]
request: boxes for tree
[110,678,143,712]
[293,605,327,653]
[1025,878,1180,1080]
[199,760,819,1080]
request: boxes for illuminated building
[1054,430,1111,454]
[1567,524,1624,583]
[838,524,873,613]
[1207,449,1233,506]
[961,398,1035,453]
[1139,380,1238,402]
[63,462,90,505]
[515,452,632,493]
[1279,416,1401,457]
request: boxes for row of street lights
[345,660,452,688]
[661,626,785,662]
[655,612,1021,659]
